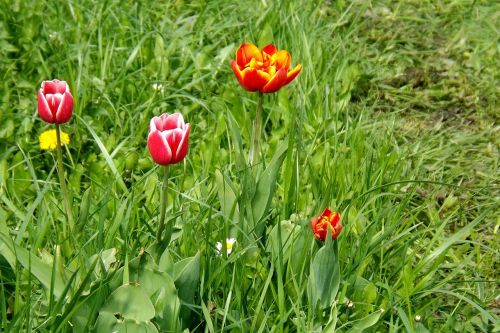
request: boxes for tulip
[311,208,342,241]
[147,112,190,166]
[231,42,302,93]
[37,79,74,124]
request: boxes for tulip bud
[311,208,342,241]
[147,112,190,165]
[37,79,74,124]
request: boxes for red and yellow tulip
[231,43,302,93]
[311,208,343,241]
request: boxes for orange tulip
[231,43,302,93]
[311,208,342,241]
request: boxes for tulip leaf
[226,112,246,172]
[95,312,158,333]
[307,239,341,310]
[99,284,155,322]
[216,170,240,225]
[251,143,287,231]
[174,252,201,326]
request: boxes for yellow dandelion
[39,129,70,151]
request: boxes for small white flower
[415,315,422,322]
[215,238,236,255]
[152,83,164,93]
[346,300,354,308]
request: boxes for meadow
[0,0,498,332]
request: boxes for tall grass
[0,0,498,332]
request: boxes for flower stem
[250,92,264,166]
[156,165,170,245]
[55,124,74,233]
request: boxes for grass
[0,0,498,332]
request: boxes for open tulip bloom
[147,112,190,246]
[37,79,74,124]
[231,43,302,93]
[311,208,343,241]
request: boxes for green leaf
[78,116,128,193]
[174,252,201,326]
[99,284,155,322]
[266,219,301,268]
[78,187,91,227]
[158,247,174,276]
[215,170,240,224]
[307,240,341,310]
[226,112,246,172]
[347,310,383,332]
[0,233,69,299]
[95,312,158,333]
[251,143,287,229]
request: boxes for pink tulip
[147,113,190,165]
[37,79,74,124]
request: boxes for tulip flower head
[39,129,70,151]
[147,112,190,166]
[231,43,302,93]
[37,79,74,124]
[311,208,342,241]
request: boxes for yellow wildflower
[39,129,70,151]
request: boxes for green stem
[156,165,170,244]
[250,93,264,166]
[55,124,74,233]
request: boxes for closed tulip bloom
[231,43,302,93]
[311,208,342,241]
[37,79,74,124]
[147,112,190,165]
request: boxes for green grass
[0,0,498,332]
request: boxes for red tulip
[147,113,190,165]
[231,43,302,93]
[311,208,342,241]
[37,79,74,124]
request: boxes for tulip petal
[42,80,69,94]
[150,117,159,132]
[147,131,172,165]
[241,68,270,92]
[165,128,184,158]
[322,208,332,216]
[231,60,247,86]
[284,64,302,85]
[55,92,74,123]
[38,90,55,123]
[272,50,291,70]
[262,44,277,56]
[261,68,287,93]
[173,124,190,163]
[236,43,262,67]
[164,113,184,130]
